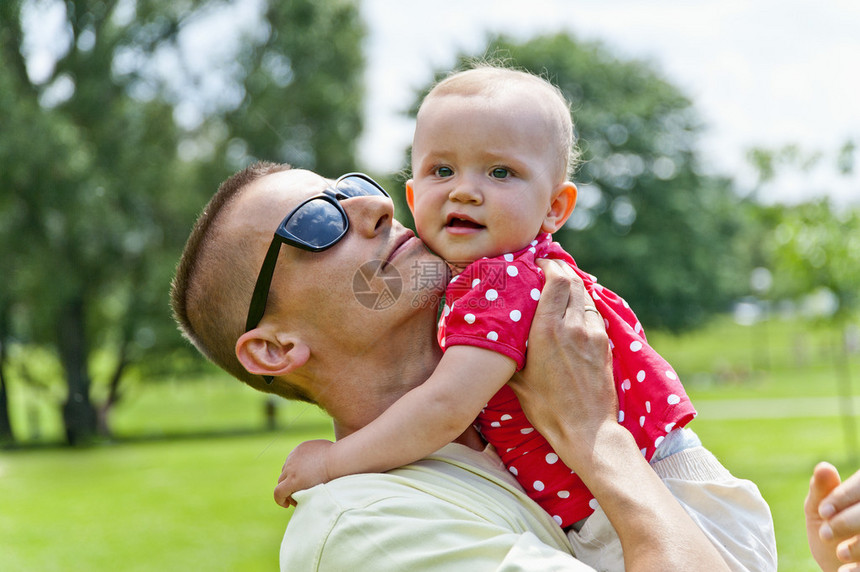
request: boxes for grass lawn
[2,313,859,570]
[0,418,333,571]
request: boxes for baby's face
[408,91,563,268]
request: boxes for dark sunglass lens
[284,199,346,248]
[337,176,387,198]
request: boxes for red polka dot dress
[438,233,696,527]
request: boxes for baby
[277,66,697,528]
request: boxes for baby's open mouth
[447,217,484,229]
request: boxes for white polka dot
[557,490,570,499]
[451,274,459,282]
[618,410,625,423]
[491,421,501,428]
[630,340,643,352]
[621,379,631,391]
[509,310,522,322]
[442,304,450,317]
[667,394,681,405]
[472,278,481,288]
[533,480,545,491]
[521,427,534,435]
[440,337,446,348]
[487,331,499,341]
[665,422,676,432]
[509,466,518,476]
[507,265,518,277]
[530,288,541,300]
[529,247,536,253]
[634,321,642,333]
[504,253,514,262]
[609,339,615,349]
[639,416,646,427]
[531,239,538,246]
[645,401,651,413]
[654,436,665,448]
[622,299,630,309]
[589,499,600,510]
[592,292,600,301]
[500,414,512,421]
[553,515,563,525]
[545,453,559,464]
[464,313,476,324]
[666,370,677,380]
[485,289,498,301]
[636,370,646,382]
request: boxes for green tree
[408,33,750,332]
[0,0,365,445]
[758,202,858,309]
[764,200,860,458]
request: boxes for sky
[21,0,859,206]
[357,0,860,206]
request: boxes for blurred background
[1,0,858,570]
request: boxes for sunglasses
[244,173,390,383]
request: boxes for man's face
[236,169,444,358]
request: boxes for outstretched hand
[274,439,334,508]
[806,462,860,571]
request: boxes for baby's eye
[490,167,510,179]
[435,166,454,178]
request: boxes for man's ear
[405,179,416,216]
[541,182,577,234]
[235,329,310,378]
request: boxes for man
[171,162,775,571]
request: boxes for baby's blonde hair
[419,64,579,181]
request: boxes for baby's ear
[405,179,416,216]
[541,182,577,233]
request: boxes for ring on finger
[584,305,600,315]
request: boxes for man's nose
[344,194,394,237]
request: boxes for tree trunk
[0,362,14,444]
[57,299,97,445]
[96,339,130,439]
[0,305,15,444]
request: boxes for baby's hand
[274,439,334,508]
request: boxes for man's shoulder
[291,443,514,511]
[280,445,575,570]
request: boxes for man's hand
[509,258,616,469]
[806,462,860,571]
[274,439,334,508]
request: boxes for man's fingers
[533,258,589,323]
[808,462,842,520]
[533,259,572,319]
[838,536,860,564]
[824,465,860,519]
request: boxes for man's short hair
[171,161,314,403]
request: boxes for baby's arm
[273,346,515,506]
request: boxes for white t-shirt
[280,439,776,571]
